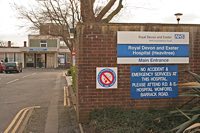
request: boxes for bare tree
[0,41,7,47]
[14,0,124,52]
[81,0,123,22]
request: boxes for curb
[64,86,71,107]
[65,75,84,133]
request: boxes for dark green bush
[88,107,187,133]
[70,66,76,92]
[67,69,72,76]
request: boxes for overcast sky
[1,0,200,46]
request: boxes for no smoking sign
[96,67,118,89]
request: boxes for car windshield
[6,63,16,66]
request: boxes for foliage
[183,123,200,133]
[69,66,76,92]
[88,107,186,133]
[4,57,8,62]
[0,41,7,47]
[169,71,200,133]
[67,68,72,76]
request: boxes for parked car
[0,62,5,73]
[5,62,22,73]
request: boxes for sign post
[72,50,75,66]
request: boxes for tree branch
[96,0,117,21]
[74,0,81,22]
[102,0,123,23]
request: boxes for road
[0,69,67,132]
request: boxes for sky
[1,0,200,46]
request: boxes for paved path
[44,74,61,133]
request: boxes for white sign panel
[118,31,189,44]
[117,31,189,64]
[96,67,118,89]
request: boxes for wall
[0,47,24,64]
[76,23,200,122]
[40,23,69,38]
[46,53,55,68]
[29,39,57,47]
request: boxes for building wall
[0,40,70,68]
[0,53,4,61]
[0,48,24,65]
[46,53,55,68]
[26,35,70,68]
[40,23,69,38]
[76,23,200,122]
[29,39,57,47]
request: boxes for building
[0,41,24,64]
[22,35,70,68]
[0,35,71,68]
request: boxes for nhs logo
[175,34,185,39]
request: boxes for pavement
[44,75,60,133]
[24,74,81,133]
[44,74,80,133]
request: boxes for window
[0,53,4,61]
[40,40,47,47]
[15,53,22,62]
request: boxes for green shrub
[70,66,76,92]
[88,107,186,133]
[169,71,200,133]
[67,69,72,76]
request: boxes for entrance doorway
[36,54,45,68]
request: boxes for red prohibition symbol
[98,68,116,87]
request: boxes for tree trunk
[80,0,96,22]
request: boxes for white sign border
[117,31,189,64]
[117,57,189,64]
[96,67,118,89]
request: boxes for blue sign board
[29,48,48,51]
[117,44,189,57]
[130,65,178,99]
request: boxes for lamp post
[174,13,183,24]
